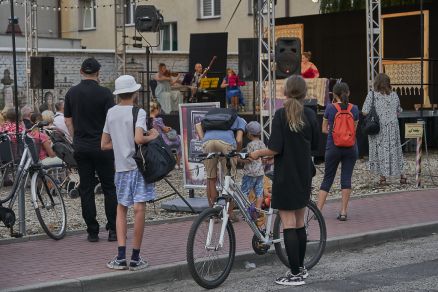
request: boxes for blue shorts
[115,169,155,207]
[241,175,264,198]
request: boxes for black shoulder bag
[362,91,380,136]
[132,107,176,183]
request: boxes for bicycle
[0,121,67,240]
[186,151,326,289]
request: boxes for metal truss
[257,0,276,140]
[366,0,382,91]
[24,0,38,105]
[114,0,127,76]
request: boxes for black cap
[81,58,101,74]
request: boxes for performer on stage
[301,51,320,79]
[221,68,245,111]
[189,63,204,101]
[154,63,183,114]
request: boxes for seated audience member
[29,113,63,166]
[42,110,55,126]
[0,108,25,143]
[149,102,182,168]
[53,100,70,136]
[21,105,33,129]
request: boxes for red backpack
[332,103,356,147]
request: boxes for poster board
[179,102,220,189]
[405,123,424,139]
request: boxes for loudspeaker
[238,38,267,81]
[134,5,163,32]
[275,37,301,79]
[30,56,54,89]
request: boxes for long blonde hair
[283,75,307,132]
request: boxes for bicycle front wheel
[31,171,67,240]
[186,207,236,289]
[273,200,327,270]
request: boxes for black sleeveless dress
[268,107,319,210]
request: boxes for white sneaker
[275,274,305,286]
[286,267,309,279]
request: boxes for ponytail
[333,82,350,105]
[283,75,307,132]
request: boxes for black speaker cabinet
[238,38,268,81]
[134,5,163,32]
[30,56,54,89]
[275,37,301,79]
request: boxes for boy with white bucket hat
[101,75,159,271]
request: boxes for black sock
[283,228,300,275]
[131,249,140,261]
[117,246,126,260]
[296,227,307,268]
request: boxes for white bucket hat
[113,75,141,95]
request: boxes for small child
[241,121,266,211]
[101,75,159,271]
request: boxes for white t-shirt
[53,112,70,136]
[103,105,147,172]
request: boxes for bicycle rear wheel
[0,162,15,204]
[31,171,67,240]
[186,207,236,289]
[273,200,326,270]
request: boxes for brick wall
[0,50,256,111]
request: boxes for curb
[5,221,438,292]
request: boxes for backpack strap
[333,103,342,112]
[132,106,140,151]
[346,103,353,113]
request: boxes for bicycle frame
[4,132,43,210]
[208,154,281,249]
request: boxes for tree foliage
[320,0,428,14]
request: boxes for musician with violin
[154,63,183,114]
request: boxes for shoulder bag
[362,91,380,136]
[132,107,176,183]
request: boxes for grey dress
[362,91,405,177]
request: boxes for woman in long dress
[154,63,183,114]
[362,73,407,185]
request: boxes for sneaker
[129,257,149,271]
[87,233,99,242]
[106,256,128,270]
[275,274,305,286]
[108,230,117,242]
[287,267,308,279]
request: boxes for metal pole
[419,0,424,118]
[146,46,151,115]
[10,0,26,235]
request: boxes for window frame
[199,0,221,20]
[81,0,96,30]
[159,22,178,52]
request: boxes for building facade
[61,0,320,52]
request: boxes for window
[82,0,96,29]
[160,23,178,51]
[125,0,136,25]
[199,0,221,19]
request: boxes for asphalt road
[120,234,438,292]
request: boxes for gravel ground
[0,151,437,239]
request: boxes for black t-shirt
[268,107,319,210]
[64,79,115,152]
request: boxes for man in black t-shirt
[64,58,117,243]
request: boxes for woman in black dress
[250,75,319,286]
